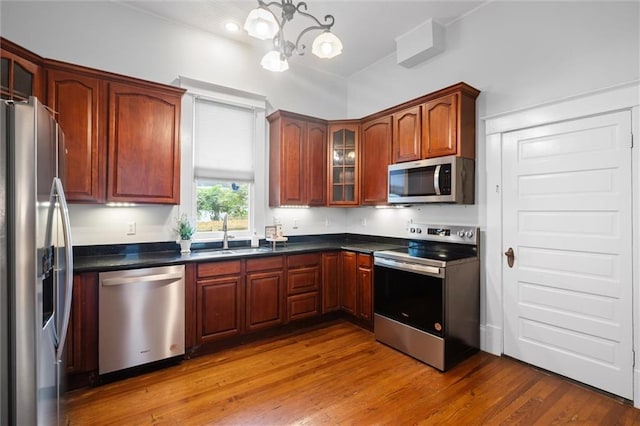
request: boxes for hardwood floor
[66,320,639,425]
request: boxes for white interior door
[502,110,633,399]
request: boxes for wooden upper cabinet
[421,85,479,160]
[107,81,182,204]
[47,65,106,203]
[0,39,44,101]
[268,111,327,207]
[392,106,421,163]
[306,121,327,205]
[361,116,391,205]
[327,122,360,206]
[422,93,458,158]
[278,116,306,204]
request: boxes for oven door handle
[375,257,444,278]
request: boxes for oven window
[374,265,444,337]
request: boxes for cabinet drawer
[197,260,241,278]
[287,253,321,268]
[287,292,320,321]
[357,253,372,268]
[246,256,284,272]
[287,266,320,295]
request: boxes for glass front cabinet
[0,42,43,101]
[328,122,360,206]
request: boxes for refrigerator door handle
[52,177,74,362]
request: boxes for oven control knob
[409,227,416,233]
[416,228,422,234]
[465,231,474,239]
[457,231,465,238]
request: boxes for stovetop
[374,223,479,267]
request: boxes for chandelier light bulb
[244,7,279,40]
[311,31,343,59]
[261,50,289,72]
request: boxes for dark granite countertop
[73,234,407,272]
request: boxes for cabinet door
[287,293,320,322]
[340,251,357,315]
[0,46,43,101]
[361,116,391,205]
[328,124,360,206]
[422,93,458,158]
[322,252,340,313]
[306,122,327,206]
[280,117,307,205]
[246,270,284,332]
[197,275,243,343]
[287,266,320,295]
[66,272,98,375]
[357,262,373,323]
[107,82,181,204]
[393,105,421,163]
[47,68,105,203]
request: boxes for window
[195,180,250,232]
[193,97,256,239]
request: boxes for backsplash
[68,204,480,247]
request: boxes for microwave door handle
[433,164,442,195]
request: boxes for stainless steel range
[373,223,480,371]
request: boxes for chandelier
[244,0,343,72]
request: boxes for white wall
[2,1,638,246]
[0,0,349,245]
[345,0,639,235]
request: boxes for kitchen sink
[208,247,272,256]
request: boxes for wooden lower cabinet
[340,251,373,326]
[340,251,357,315]
[286,253,321,322]
[356,254,373,323]
[246,257,285,332]
[66,272,98,385]
[321,252,340,313]
[195,260,243,344]
[287,292,320,321]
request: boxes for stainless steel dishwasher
[98,265,185,375]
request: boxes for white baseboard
[480,324,502,356]
[634,368,640,408]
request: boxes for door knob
[504,247,515,268]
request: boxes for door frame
[482,80,640,407]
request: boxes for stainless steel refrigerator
[1,97,73,425]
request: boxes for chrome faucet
[222,213,229,250]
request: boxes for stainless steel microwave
[388,155,475,204]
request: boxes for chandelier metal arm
[248,0,342,69]
[295,15,334,51]
[295,2,334,29]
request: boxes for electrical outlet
[324,217,330,227]
[361,217,367,226]
[293,218,299,229]
[127,221,136,235]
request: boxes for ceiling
[119,1,485,77]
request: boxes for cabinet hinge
[631,133,634,148]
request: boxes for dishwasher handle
[101,271,184,287]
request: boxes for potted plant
[175,214,195,254]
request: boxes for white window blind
[194,97,255,181]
